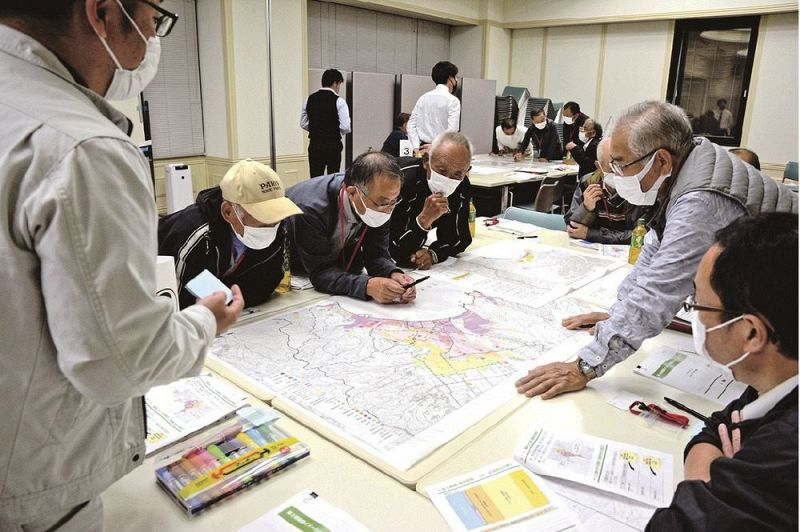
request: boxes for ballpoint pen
[663,397,711,424]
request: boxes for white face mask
[691,312,751,371]
[233,207,279,250]
[578,132,588,143]
[613,153,670,206]
[563,115,574,125]
[428,169,461,197]
[355,188,391,228]
[94,0,161,100]
[533,120,547,130]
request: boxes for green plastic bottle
[468,200,477,238]
[628,218,647,265]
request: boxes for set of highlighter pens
[155,406,310,516]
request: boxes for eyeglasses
[683,294,780,342]
[357,187,400,212]
[139,0,179,37]
[610,148,664,176]
[682,294,744,315]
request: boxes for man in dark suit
[301,69,351,178]
[561,101,588,149]
[567,118,602,177]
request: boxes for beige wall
[450,25,484,79]
[742,13,799,167]
[484,25,511,92]
[507,14,798,168]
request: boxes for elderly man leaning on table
[391,131,474,270]
[284,151,417,304]
[516,100,798,400]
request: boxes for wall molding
[502,4,797,29]
[221,0,238,159]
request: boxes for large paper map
[209,242,627,470]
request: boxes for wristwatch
[576,358,597,380]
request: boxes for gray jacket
[0,25,216,522]
[285,173,401,298]
[580,138,797,376]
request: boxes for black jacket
[564,171,653,245]
[158,187,285,309]
[517,120,563,161]
[647,386,798,532]
[390,157,472,266]
[284,173,401,299]
[570,136,599,178]
[562,112,587,149]
[381,129,408,157]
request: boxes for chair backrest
[783,161,798,182]
[503,206,567,231]
[532,176,564,213]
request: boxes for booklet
[634,346,747,405]
[515,426,673,508]
[145,374,249,455]
[238,489,370,532]
[427,460,580,532]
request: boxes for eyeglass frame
[610,147,667,177]
[138,0,179,38]
[356,186,400,212]
[682,294,779,342]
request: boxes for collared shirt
[407,84,461,148]
[330,188,364,257]
[300,87,351,135]
[579,190,746,376]
[742,375,799,421]
[230,228,246,262]
[495,125,528,152]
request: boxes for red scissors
[483,217,499,226]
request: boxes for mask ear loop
[115,0,149,43]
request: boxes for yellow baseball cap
[220,159,302,224]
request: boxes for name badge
[399,140,413,157]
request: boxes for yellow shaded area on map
[418,349,511,376]
[464,470,550,524]
[377,328,512,376]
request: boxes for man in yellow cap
[159,159,302,309]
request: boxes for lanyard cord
[339,185,368,272]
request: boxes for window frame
[665,16,760,147]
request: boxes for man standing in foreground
[0,1,242,529]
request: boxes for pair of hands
[515,311,609,399]
[366,272,417,304]
[566,184,604,240]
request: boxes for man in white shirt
[494,117,528,155]
[647,212,797,531]
[714,98,734,136]
[301,68,352,178]
[407,61,461,150]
